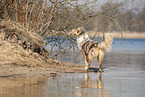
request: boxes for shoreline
[111,32,145,39]
[0,62,85,77]
[88,32,145,39]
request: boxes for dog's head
[72,27,85,36]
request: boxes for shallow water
[1,39,145,97]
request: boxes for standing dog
[72,27,113,72]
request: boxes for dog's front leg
[84,58,90,71]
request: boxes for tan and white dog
[72,27,113,72]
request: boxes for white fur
[77,33,89,44]
[88,48,99,61]
[84,60,89,70]
[98,33,113,52]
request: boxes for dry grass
[0,20,44,46]
[0,20,85,77]
[0,32,85,76]
[0,33,47,66]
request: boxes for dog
[72,27,113,72]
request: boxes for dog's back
[77,33,113,61]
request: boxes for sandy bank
[0,33,85,77]
[0,20,85,77]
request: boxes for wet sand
[0,61,85,77]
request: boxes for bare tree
[0,0,144,60]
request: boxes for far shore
[88,32,145,39]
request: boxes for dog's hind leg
[98,50,105,72]
[99,59,103,72]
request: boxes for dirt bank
[0,62,85,77]
[0,32,85,77]
[0,20,85,77]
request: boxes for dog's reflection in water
[81,72,103,89]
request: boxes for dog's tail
[98,33,113,51]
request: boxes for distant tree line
[94,2,145,32]
[0,0,144,34]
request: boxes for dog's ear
[72,29,79,36]
[77,27,85,35]
[72,27,85,36]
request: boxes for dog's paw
[84,66,89,71]
[99,69,103,72]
